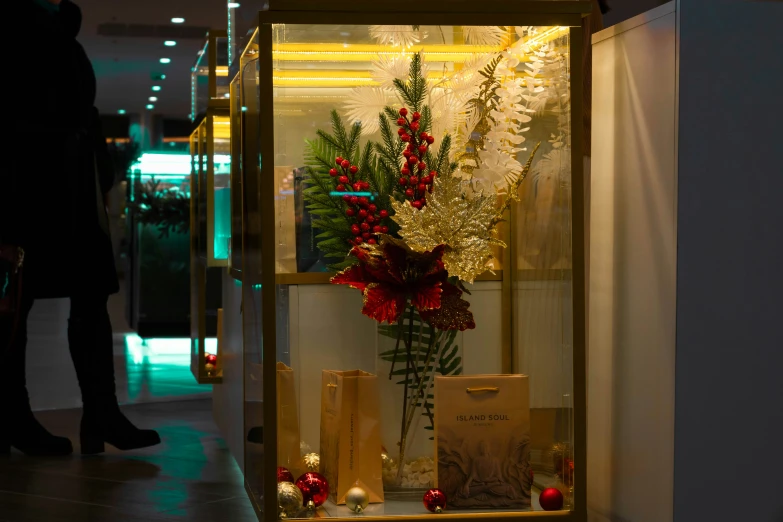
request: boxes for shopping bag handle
[466,387,499,394]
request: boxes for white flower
[369,25,423,48]
[343,87,394,135]
[463,26,507,46]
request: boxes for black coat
[2,0,118,299]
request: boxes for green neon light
[125,334,216,366]
[152,86,162,92]
[118,109,126,115]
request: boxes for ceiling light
[118,109,126,115]
[171,17,185,24]
[164,40,177,47]
[152,86,161,92]
[228,2,241,7]
[159,58,171,64]
[149,96,158,102]
[146,104,155,110]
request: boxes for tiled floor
[0,400,256,521]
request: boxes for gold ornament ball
[381,452,395,470]
[303,452,320,472]
[277,481,303,517]
[205,363,216,376]
[345,486,370,513]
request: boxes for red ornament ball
[426,135,435,144]
[401,166,410,176]
[418,145,428,154]
[349,165,358,174]
[405,188,414,198]
[423,488,447,513]
[401,134,411,142]
[346,208,356,217]
[205,353,218,365]
[277,467,295,483]
[402,149,411,158]
[339,160,349,169]
[379,210,389,219]
[360,222,370,232]
[362,232,371,240]
[418,183,427,193]
[412,111,421,121]
[335,156,344,165]
[295,472,330,509]
[329,168,338,177]
[399,177,408,186]
[420,132,429,139]
[368,204,377,213]
[409,176,419,185]
[335,184,345,192]
[358,209,368,219]
[338,175,349,184]
[421,176,432,185]
[411,200,422,209]
[373,225,382,233]
[353,237,363,245]
[397,127,406,136]
[399,108,408,117]
[366,215,375,224]
[397,117,406,126]
[409,121,420,131]
[351,224,360,235]
[381,226,389,233]
[539,488,564,511]
[358,197,369,207]
[367,238,377,245]
[353,182,362,192]
[409,155,419,164]
[418,162,427,171]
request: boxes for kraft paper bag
[435,374,532,509]
[319,370,384,505]
[277,362,301,473]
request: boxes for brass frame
[228,72,243,281]
[244,3,590,519]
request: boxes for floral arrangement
[303,25,570,487]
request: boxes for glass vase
[376,306,463,498]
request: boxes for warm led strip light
[273,43,501,62]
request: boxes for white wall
[673,1,783,521]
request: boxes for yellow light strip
[272,43,502,62]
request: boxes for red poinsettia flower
[331,236,474,331]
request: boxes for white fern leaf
[369,25,423,48]
[343,87,393,135]
[463,26,507,46]
[371,54,412,89]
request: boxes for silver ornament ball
[345,486,370,513]
[277,481,303,517]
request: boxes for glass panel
[191,35,231,121]
[198,122,209,260]
[213,115,232,262]
[252,22,575,519]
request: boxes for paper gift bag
[319,370,384,505]
[435,374,532,509]
[277,362,301,473]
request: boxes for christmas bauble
[302,452,320,472]
[345,486,369,513]
[423,488,447,513]
[296,472,329,509]
[204,363,215,375]
[539,487,564,511]
[277,467,294,483]
[205,353,218,365]
[277,481,303,518]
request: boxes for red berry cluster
[329,156,389,246]
[396,107,436,210]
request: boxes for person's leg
[1,293,73,455]
[68,293,160,454]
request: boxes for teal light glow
[146,104,155,110]
[160,58,171,64]
[228,2,241,7]
[330,191,374,198]
[241,106,247,112]
[214,187,231,260]
[131,152,230,177]
[152,86,162,92]
[159,74,167,80]
[164,40,177,47]
[171,17,185,24]
[125,334,217,366]
[149,96,158,102]
[118,109,126,115]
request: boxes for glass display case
[242,2,589,520]
[191,30,230,122]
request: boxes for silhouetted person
[0,0,159,455]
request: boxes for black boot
[1,304,72,456]
[67,303,160,455]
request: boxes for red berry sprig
[331,156,389,246]
[396,107,436,209]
